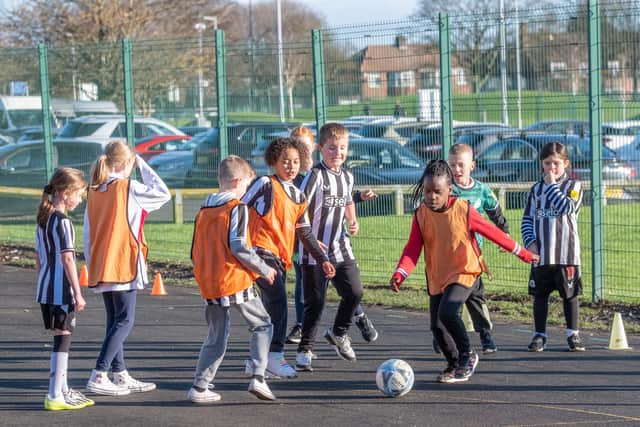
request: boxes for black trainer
[452,351,479,382]
[528,334,547,352]
[354,314,379,342]
[567,333,586,352]
[324,329,356,362]
[286,324,302,344]
[436,362,457,383]
[480,330,498,354]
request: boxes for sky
[238,0,421,28]
[0,0,422,28]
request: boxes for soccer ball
[375,359,414,397]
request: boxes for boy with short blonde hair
[189,155,278,403]
[448,143,509,354]
[295,123,365,371]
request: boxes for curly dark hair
[411,159,454,207]
[264,137,311,171]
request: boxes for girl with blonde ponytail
[83,140,171,396]
[35,167,93,410]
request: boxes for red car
[135,135,192,161]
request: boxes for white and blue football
[375,358,414,397]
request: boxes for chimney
[396,35,408,50]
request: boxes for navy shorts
[40,304,76,332]
[528,265,582,299]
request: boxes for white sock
[566,329,579,337]
[48,352,68,399]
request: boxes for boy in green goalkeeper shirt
[447,143,509,354]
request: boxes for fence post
[588,0,604,303]
[37,44,54,182]
[173,189,184,225]
[439,13,453,156]
[122,39,135,149]
[394,186,404,216]
[311,29,327,130]
[215,29,228,160]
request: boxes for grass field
[226,90,640,126]
[2,202,639,303]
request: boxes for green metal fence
[1,0,639,302]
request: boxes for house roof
[358,43,455,73]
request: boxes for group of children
[35,122,585,409]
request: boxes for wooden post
[394,186,404,216]
[173,189,184,225]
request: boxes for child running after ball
[389,160,538,383]
[189,155,278,403]
[241,137,335,378]
[448,143,510,354]
[522,142,585,352]
[286,126,379,346]
[36,167,94,410]
[295,123,367,370]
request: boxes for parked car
[0,139,108,188]
[406,122,511,161]
[345,137,425,185]
[55,114,185,144]
[16,127,59,143]
[612,136,640,176]
[178,126,211,137]
[135,134,192,161]
[147,140,197,188]
[601,121,640,150]
[357,120,428,146]
[473,134,636,183]
[188,122,299,187]
[0,96,59,142]
[524,119,589,136]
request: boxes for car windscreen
[8,110,44,127]
[58,122,103,137]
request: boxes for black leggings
[430,282,476,365]
[534,294,579,333]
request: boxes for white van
[0,96,57,142]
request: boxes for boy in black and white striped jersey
[295,123,365,371]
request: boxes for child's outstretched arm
[389,215,424,292]
[469,207,538,264]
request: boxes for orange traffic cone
[79,264,88,287]
[151,272,167,296]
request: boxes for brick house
[356,36,471,99]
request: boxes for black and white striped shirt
[298,161,355,265]
[521,174,582,266]
[35,211,76,305]
[242,175,306,217]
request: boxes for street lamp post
[194,22,207,126]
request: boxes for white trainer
[86,369,131,396]
[266,352,297,379]
[111,370,156,393]
[188,387,221,404]
[248,377,276,401]
[295,351,313,372]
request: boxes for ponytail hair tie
[43,184,53,194]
